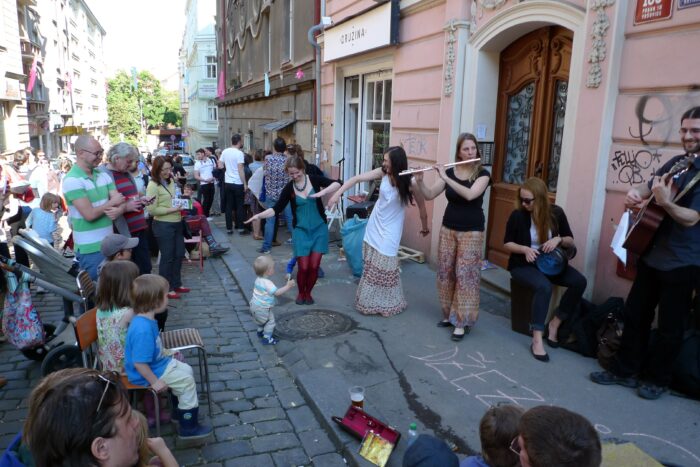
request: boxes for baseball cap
[100,234,139,258]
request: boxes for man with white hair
[102,142,153,274]
[62,135,125,279]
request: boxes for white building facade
[0,0,30,153]
[180,0,218,153]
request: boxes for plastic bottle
[407,423,418,446]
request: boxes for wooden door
[486,26,573,267]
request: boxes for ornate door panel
[486,26,573,268]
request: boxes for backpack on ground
[558,297,624,358]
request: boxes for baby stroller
[4,229,94,375]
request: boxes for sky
[87,0,186,90]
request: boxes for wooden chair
[73,308,165,436]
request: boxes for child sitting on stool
[251,255,295,345]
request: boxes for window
[281,0,293,62]
[362,76,392,171]
[207,101,218,121]
[206,56,217,79]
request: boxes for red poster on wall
[635,0,675,24]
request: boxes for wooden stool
[510,278,565,336]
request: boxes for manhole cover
[274,309,356,340]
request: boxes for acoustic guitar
[623,154,694,255]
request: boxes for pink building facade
[319,0,700,300]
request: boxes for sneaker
[257,248,271,254]
[257,330,264,338]
[261,335,278,345]
[167,292,181,300]
[285,238,293,244]
[637,383,667,400]
[226,230,234,235]
[589,370,639,388]
[206,217,214,221]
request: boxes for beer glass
[349,386,365,409]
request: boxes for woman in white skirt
[326,146,429,316]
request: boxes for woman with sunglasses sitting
[503,177,587,362]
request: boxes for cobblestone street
[0,255,347,466]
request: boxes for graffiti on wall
[400,134,429,157]
[628,90,700,149]
[608,90,700,188]
[610,148,661,186]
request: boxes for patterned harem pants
[437,227,483,328]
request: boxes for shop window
[363,77,392,170]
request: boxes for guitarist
[591,107,700,400]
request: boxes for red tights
[296,252,322,301]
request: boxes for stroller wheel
[19,324,57,361]
[41,344,82,376]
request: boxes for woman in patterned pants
[414,133,491,341]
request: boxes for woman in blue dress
[246,155,341,305]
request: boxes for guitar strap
[673,170,700,203]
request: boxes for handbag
[596,312,624,371]
[2,271,45,349]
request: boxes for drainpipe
[308,4,331,164]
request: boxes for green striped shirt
[62,165,116,254]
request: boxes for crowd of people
[1,105,699,465]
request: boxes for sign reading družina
[323,0,399,62]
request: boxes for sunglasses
[95,372,118,414]
[520,197,534,205]
[509,437,521,456]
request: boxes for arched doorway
[486,26,573,267]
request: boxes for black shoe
[637,383,667,400]
[295,297,305,305]
[238,230,250,236]
[226,230,233,235]
[451,331,465,341]
[436,320,453,328]
[589,371,639,388]
[257,248,271,254]
[545,338,560,348]
[530,345,549,362]
[305,297,315,305]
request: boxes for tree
[106,70,183,144]
[106,71,140,144]
[162,90,182,127]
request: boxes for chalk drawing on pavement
[408,346,545,408]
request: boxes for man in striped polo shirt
[62,136,125,279]
[102,142,152,274]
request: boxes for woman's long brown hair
[519,177,554,245]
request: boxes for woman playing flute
[413,133,491,341]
